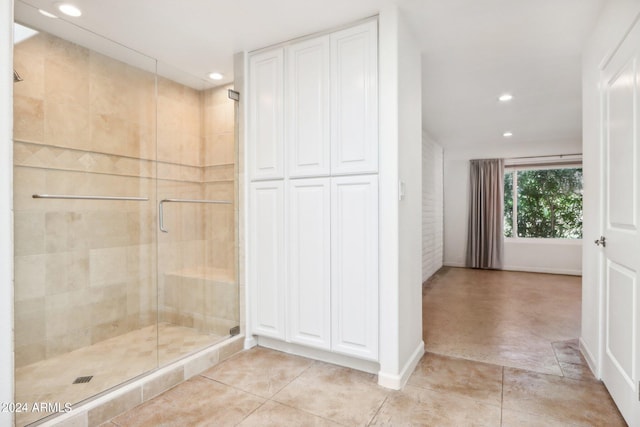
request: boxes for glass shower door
[155,79,239,365]
[13,3,240,425]
[13,3,159,425]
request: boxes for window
[504,167,583,239]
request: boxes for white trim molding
[378,340,424,390]
[1,2,15,426]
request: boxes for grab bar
[159,198,232,233]
[33,194,149,201]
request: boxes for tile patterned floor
[107,346,626,426]
[15,323,225,426]
[108,269,627,426]
[423,267,582,376]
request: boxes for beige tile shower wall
[202,85,236,280]
[159,84,238,333]
[203,85,238,334]
[14,33,177,368]
[158,77,202,166]
[202,84,235,167]
[13,33,156,159]
[13,32,238,368]
[13,165,158,367]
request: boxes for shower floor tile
[15,323,225,427]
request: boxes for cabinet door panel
[287,37,330,178]
[250,181,285,339]
[331,21,378,175]
[287,178,331,349]
[331,175,378,360]
[249,49,284,180]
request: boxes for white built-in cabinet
[249,181,286,339]
[286,37,331,178]
[330,175,378,359]
[249,20,379,362]
[330,23,378,175]
[249,49,285,180]
[287,178,331,349]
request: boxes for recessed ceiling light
[503,131,513,137]
[498,93,513,102]
[38,9,58,18]
[208,72,224,80]
[56,3,82,17]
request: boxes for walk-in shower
[12,3,239,425]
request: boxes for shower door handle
[159,199,168,233]
[158,198,232,233]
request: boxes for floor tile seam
[205,360,316,409]
[556,363,603,384]
[365,395,388,426]
[421,350,506,371]
[233,397,269,426]
[549,341,565,378]
[502,366,608,388]
[265,397,351,426]
[196,375,269,400]
[399,382,504,413]
[267,359,318,398]
[500,366,504,427]
[500,406,584,427]
[420,349,592,385]
[423,351,565,378]
[490,361,565,378]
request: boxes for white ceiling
[14,0,604,149]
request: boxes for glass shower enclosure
[12,2,238,425]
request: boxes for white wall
[378,3,424,389]
[397,8,424,379]
[422,132,443,282]
[443,142,583,275]
[1,1,14,425]
[581,0,640,375]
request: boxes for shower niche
[12,2,239,425]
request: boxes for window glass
[504,167,583,239]
[504,171,514,237]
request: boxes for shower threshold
[15,323,226,426]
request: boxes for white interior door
[600,17,640,426]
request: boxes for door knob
[594,236,606,247]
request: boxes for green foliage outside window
[504,168,583,239]
[504,172,514,237]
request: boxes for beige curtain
[466,158,504,269]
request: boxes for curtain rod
[504,153,582,168]
[507,153,582,160]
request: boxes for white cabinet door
[250,181,286,339]
[330,21,378,175]
[286,37,331,178]
[331,175,378,360]
[287,178,331,349]
[249,49,284,180]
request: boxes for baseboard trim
[378,340,424,390]
[579,337,599,379]
[257,336,380,374]
[443,262,581,276]
[244,336,258,350]
[502,265,582,276]
[443,262,465,268]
